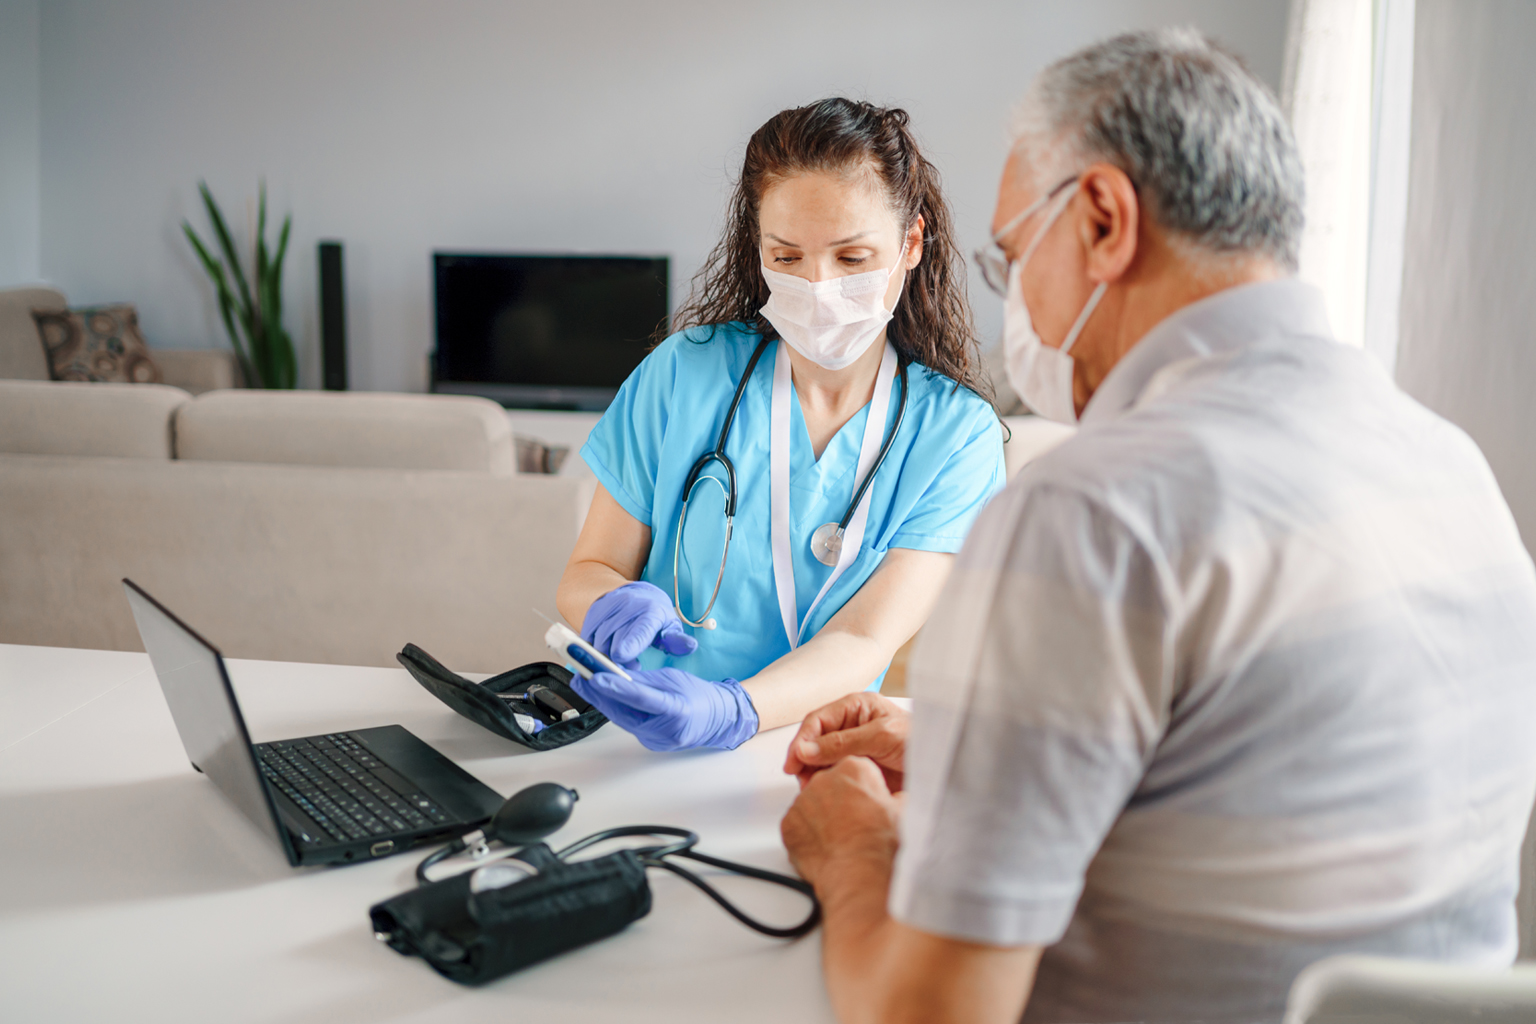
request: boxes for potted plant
[183,180,297,389]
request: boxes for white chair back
[1285,954,1536,1024]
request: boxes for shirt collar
[1079,278,1334,425]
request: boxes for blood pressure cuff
[397,643,607,751]
[369,843,651,985]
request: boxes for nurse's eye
[839,256,870,266]
[772,255,801,265]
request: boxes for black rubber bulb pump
[486,782,578,845]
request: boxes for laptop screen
[123,580,284,851]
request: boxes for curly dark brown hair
[671,97,991,402]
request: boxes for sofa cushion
[0,286,66,381]
[149,349,243,395]
[33,304,164,384]
[174,389,515,474]
[0,379,190,459]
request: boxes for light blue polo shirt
[580,322,1004,687]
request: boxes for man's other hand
[783,692,910,792]
[781,756,900,889]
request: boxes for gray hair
[1013,27,1304,271]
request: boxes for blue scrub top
[580,322,1005,688]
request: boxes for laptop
[123,578,505,867]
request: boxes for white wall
[35,0,1288,392]
[1395,0,1536,552]
[0,0,41,285]
[1389,0,1536,957]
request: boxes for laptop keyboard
[256,733,452,845]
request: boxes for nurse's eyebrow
[762,231,873,247]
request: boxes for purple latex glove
[570,667,758,751]
[581,581,698,669]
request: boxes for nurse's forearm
[556,560,634,630]
[742,548,955,732]
[744,632,896,731]
[556,485,653,629]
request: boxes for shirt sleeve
[889,480,1175,946]
[888,394,1007,553]
[579,337,679,527]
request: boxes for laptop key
[264,731,458,841]
[368,765,449,820]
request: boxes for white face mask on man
[1000,183,1107,424]
[760,243,907,371]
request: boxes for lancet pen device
[535,611,633,682]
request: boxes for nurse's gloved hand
[581,582,698,670]
[570,667,758,751]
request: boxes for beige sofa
[0,381,595,673]
[1,285,242,394]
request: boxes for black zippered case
[397,643,607,751]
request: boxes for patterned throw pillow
[32,304,163,384]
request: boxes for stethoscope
[672,335,909,631]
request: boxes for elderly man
[780,28,1536,1024]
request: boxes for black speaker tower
[318,240,347,390]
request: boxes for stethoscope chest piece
[810,522,844,567]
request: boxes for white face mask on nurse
[758,171,923,391]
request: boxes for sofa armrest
[153,349,242,394]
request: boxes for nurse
[556,97,1004,751]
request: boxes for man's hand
[781,756,900,891]
[783,692,910,792]
[781,755,1042,1024]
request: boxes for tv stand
[432,381,617,412]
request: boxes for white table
[0,644,836,1023]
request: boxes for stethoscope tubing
[673,338,774,627]
[680,337,772,516]
[832,358,908,535]
[673,335,909,629]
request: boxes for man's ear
[1077,163,1139,283]
[904,214,926,270]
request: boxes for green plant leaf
[184,221,257,384]
[276,326,298,388]
[257,280,278,387]
[198,181,255,323]
[271,215,291,290]
[269,215,292,325]
[254,179,269,327]
[186,180,295,388]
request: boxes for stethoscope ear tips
[703,618,717,631]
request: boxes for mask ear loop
[1015,182,1080,277]
[1058,281,1107,358]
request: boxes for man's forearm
[815,854,1043,1024]
[815,849,905,1024]
[783,759,1040,1023]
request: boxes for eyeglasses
[972,175,1079,297]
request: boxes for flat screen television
[431,253,669,410]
